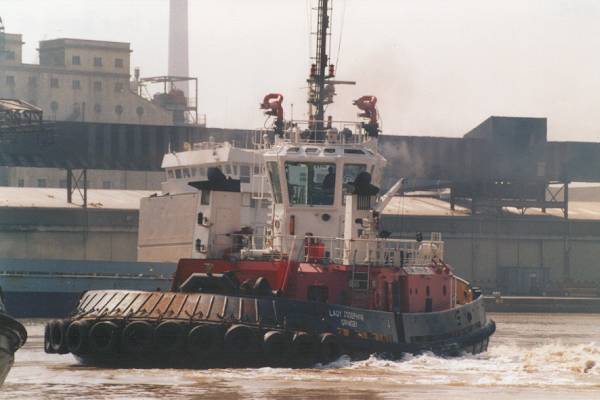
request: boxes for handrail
[214,233,444,268]
[252,121,378,148]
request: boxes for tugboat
[43,1,495,368]
[0,288,27,384]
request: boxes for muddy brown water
[3,313,600,399]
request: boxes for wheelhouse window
[175,169,182,179]
[167,170,174,179]
[342,164,368,199]
[266,161,283,204]
[285,162,335,206]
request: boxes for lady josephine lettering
[328,308,365,328]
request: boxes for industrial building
[0,34,174,125]
[2,100,600,296]
[0,188,143,261]
[0,14,200,190]
[2,1,600,298]
[381,196,600,296]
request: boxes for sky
[2,0,600,141]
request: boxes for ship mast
[309,0,330,132]
[307,1,355,137]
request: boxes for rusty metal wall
[0,121,254,171]
[2,119,600,184]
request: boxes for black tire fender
[66,320,92,355]
[154,320,187,353]
[319,332,342,363]
[44,322,54,354]
[89,321,119,354]
[224,324,257,353]
[122,321,154,353]
[49,319,69,354]
[291,331,317,362]
[187,324,221,356]
[262,330,288,361]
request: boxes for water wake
[312,340,600,388]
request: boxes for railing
[211,233,444,268]
[252,121,378,149]
[250,174,270,199]
[192,141,229,151]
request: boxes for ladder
[349,250,371,307]
[250,130,270,200]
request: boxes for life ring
[262,330,289,364]
[121,321,154,353]
[66,320,92,355]
[319,333,342,363]
[154,320,187,353]
[89,321,119,354]
[49,319,69,354]
[224,324,257,354]
[187,324,221,356]
[290,331,317,364]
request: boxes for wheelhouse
[263,138,386,241]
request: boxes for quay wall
[0,207,138,262]
[380,214,600,295]
[1,205,599,295]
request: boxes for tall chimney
[168,0,189,96]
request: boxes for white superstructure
[137,140,270,262]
